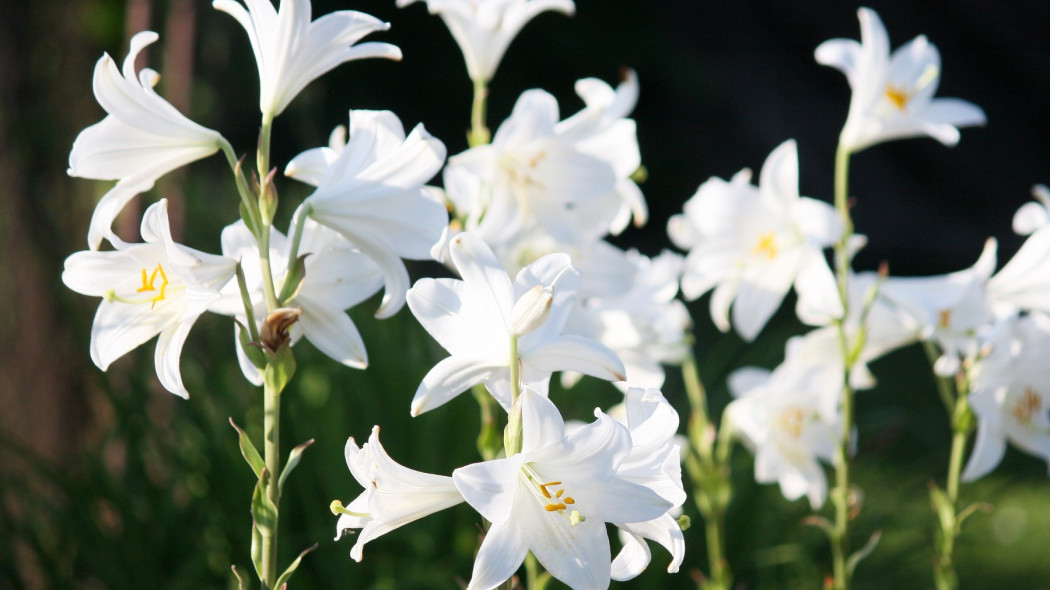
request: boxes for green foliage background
[2,1,1050,589]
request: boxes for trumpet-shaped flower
[61,200,236,398]
[445,86,624,249]
[727,335,844,509]
[288,110,448,318]
[209,216,383,382]
[335,426,464,561]
[397,0,574,83]
[406,232,625,415]
[452,388,673,589]
[214,0,401,118]
[963,313,1050,481]
[68,31,223,250]
[815,7,985,152]
[609,387,686,581]
[668,140,841,341]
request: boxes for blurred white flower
[452,388,672,589]
[668,140,841,341]
[816,7,985,152]
[214,0,401,118]
[62,200,235,398]
[68,31,223,250]
[209,216,383,383]
[290,110,448,318]
[397,0,574,83]
[406,232,625,415]
[963,313,1050,481]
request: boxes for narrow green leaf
[231,565,250,590]
[929,484,955,532]
[277,254,308,305]
[237,320,266,370]
[250,523,263,582]
[251,469,278,538]
[264,345,296,396]
[229,418,264,478]
[273,543,319,590]
[957,501,992,529]
[846,529,882,576]
[278,439,315,495]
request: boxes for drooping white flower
[727,338,843,509]
[288,109,448,318]
[62,200,236,398]
[397,0,574,83]
[962,313,1050,481]
[609,387,686,581]
[214,0,401,118]
[815,7,985,152]
[668,140,842,341]
[406,232,625,415]
[335,426,464,561]
[452,388,673,589]
[68,31,223,250]
[445,86,624,249]
[209,215,383,383]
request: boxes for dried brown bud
[260,307,302,355]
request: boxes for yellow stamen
[778,407,805,439]
[135,263,170,309]
[751,232,778,259]
[885,84,912,110]
[938,309,952,329]
[1012,387,1043,425]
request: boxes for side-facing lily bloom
[668,140,842,341]
[406,232,625,415]
[815,7,985,152]
[214,0,401,119]
[68,31,223,250]
[209,216,383,383]
[397,0,574,83]
[62,200,236,398]
[335,426,465,561]
[963,313,1050,481]
[288,109,448,318]
[452,388,673,589]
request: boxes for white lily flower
[816,7,985,153]
[452,388,673,589]
[397,0,574,83]
[963,313,1050,481]
[1011,185,1050,236]
[68,31,223,250]
[727,350,842,509]
[445,87,621,249]
[213,0,401,118]
[209,216,383,383]
[668,140,842,341]
[62,200,235,398]
[988,218,1050,316]
[335,426,464,561]
[609,387,686,580]
[290,110,448,318]
[406,232,625,415]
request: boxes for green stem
[257,113,274,180]
[284,205,312,285]
[473,384,501,461]
[504,335,523,457]
[829,143,856,590]
[468,78,491,147]
[235,263,261,344]
[257,221,280,312]
[261,376,281,589]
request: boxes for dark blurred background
[2,1,1050,588]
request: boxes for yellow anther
[778,407,805,439]
[751,232,778,259]
[938,309,952,329]
[555,489,564,498]
[545,503,565,512]
[1012,387,1043,425]
[563,497,575,505]
[885,84,912,110]
[134,263,170,309]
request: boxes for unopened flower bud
[509,284,553,336]
[258,167,279,224]
[261,307,301,354]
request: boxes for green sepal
[237,322,267,371]
[846,529,882,576]
[229,418,265,478]
[231,565,250,590]
[251,469,278,539]
[277,254,308,305]
[278,438,315,495]
[264,345,296,397]
[273,543,319,590]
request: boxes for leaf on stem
[278,438,315,495]
[230,418,265,478]
[252,468,278,538]
[273,543,319,590]
[846,529,882,576]
[277,254,308,305]
[264,342,297,396]
[231,565,250,590]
